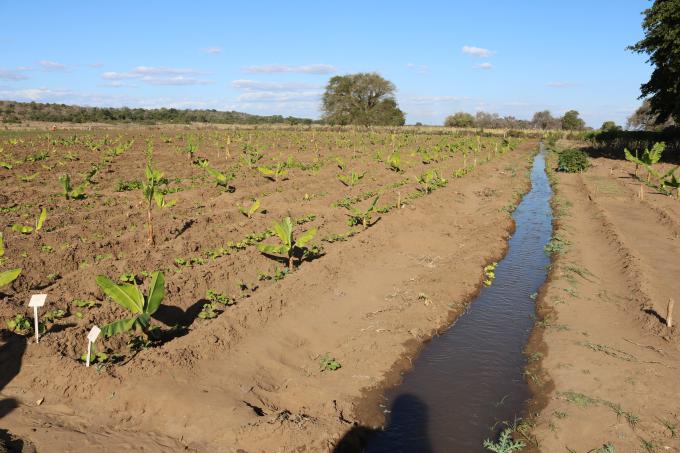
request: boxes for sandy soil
[0,127,536,452]
[527,150,680,452]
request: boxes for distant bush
[557,148,590,172]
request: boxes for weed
[206,290,235,306]
[483,429,525,452]
[320,354,341,371]
[544,235,569,255]
[198,303,218,319]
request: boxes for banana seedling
[387,152,402,172]
[663,170,680,199]
[416,169,448,194]
[59,174,87,200]
[338,170,366,187]
[96,271,165,338]
[624,142,665,182]
[143,154,175,246]
[204,164,235,189]
[238,199,261,218]
[257,217,317,271]
[11,208,46,234]
[346,195,380,228]
[257,162,288,182]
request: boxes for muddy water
[365,149,552,452]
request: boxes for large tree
[531,110,560,130]
[444,112,474,127]
[629,0,680,124]
[561,110,585,130]
[321,73,405,126]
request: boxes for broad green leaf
[145,271,165,314]
[257,243,288,256]
[0,232,4,257]
[257,166,275,176]
[136,312,151,329]
[0,161,12,169]
[12,224,33,234]
[273,217,293,247]
[35,208,47,231]
[0,268,21,289]
[296,227,317,248]
[101,317,136,337]
[368,195,380,212]
[248,199,260,216]
[96,275,144,314]
[624,148,643,166]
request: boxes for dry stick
[639,183,644,200]
[667,298,674,328]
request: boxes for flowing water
[364,148,552,452]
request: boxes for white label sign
[28,294,47,307]
[87,326,101,343]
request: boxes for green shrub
[557,148,589,172]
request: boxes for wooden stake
[639,184,644,200]
[667,298,674,328]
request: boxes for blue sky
[0,1,651,127]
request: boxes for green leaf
[0,232,5,258]
[12,224,33,234]
[624,148,643,166]
[257,243,288,256]
[35,208,47,231]
[96,275,144,314]
[296,227,317,248]
[0,268,21,289]
[273,217,293,247]
[257,166,275,176]
[248,199,261,217]
[0,161,12,170]
[145,271,165,315]
[101,317,136,337]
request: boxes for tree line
[0,101,315,125]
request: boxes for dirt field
[0,126,537,452]
[526,148,680,452]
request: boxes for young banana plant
[257,162,288,182]
[238,199,261,218]
[624,142,665,182]
[11,208,46,234]
[204,164,235,188]
[257,217,317,270]
[96,271,165,338]
[59,174,87,200]
[387,153,402,172]
[346,195,380,228]
[663,170,680,199]
[143,156,174,246]
[416,169,448,194]
[338,170,366,187]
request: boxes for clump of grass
[544,235,569,255]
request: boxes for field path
[528,155,680,452]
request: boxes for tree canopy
[629,0,680,124]
[321,73,405,126]
[561,110,585,130]
[444,112,475,127]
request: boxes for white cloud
[462,46,493,57]
[475,62,493,70]
[0,68,30,81]
[232,79,321,92]
[202,47,222,54]
[406,63,430,74]
[242,64,337,74]
[101,66,211,85]
[39,60,68,71]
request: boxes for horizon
[0,1,651,127]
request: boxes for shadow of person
[0,331,27,420]
[333,394,433,453]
